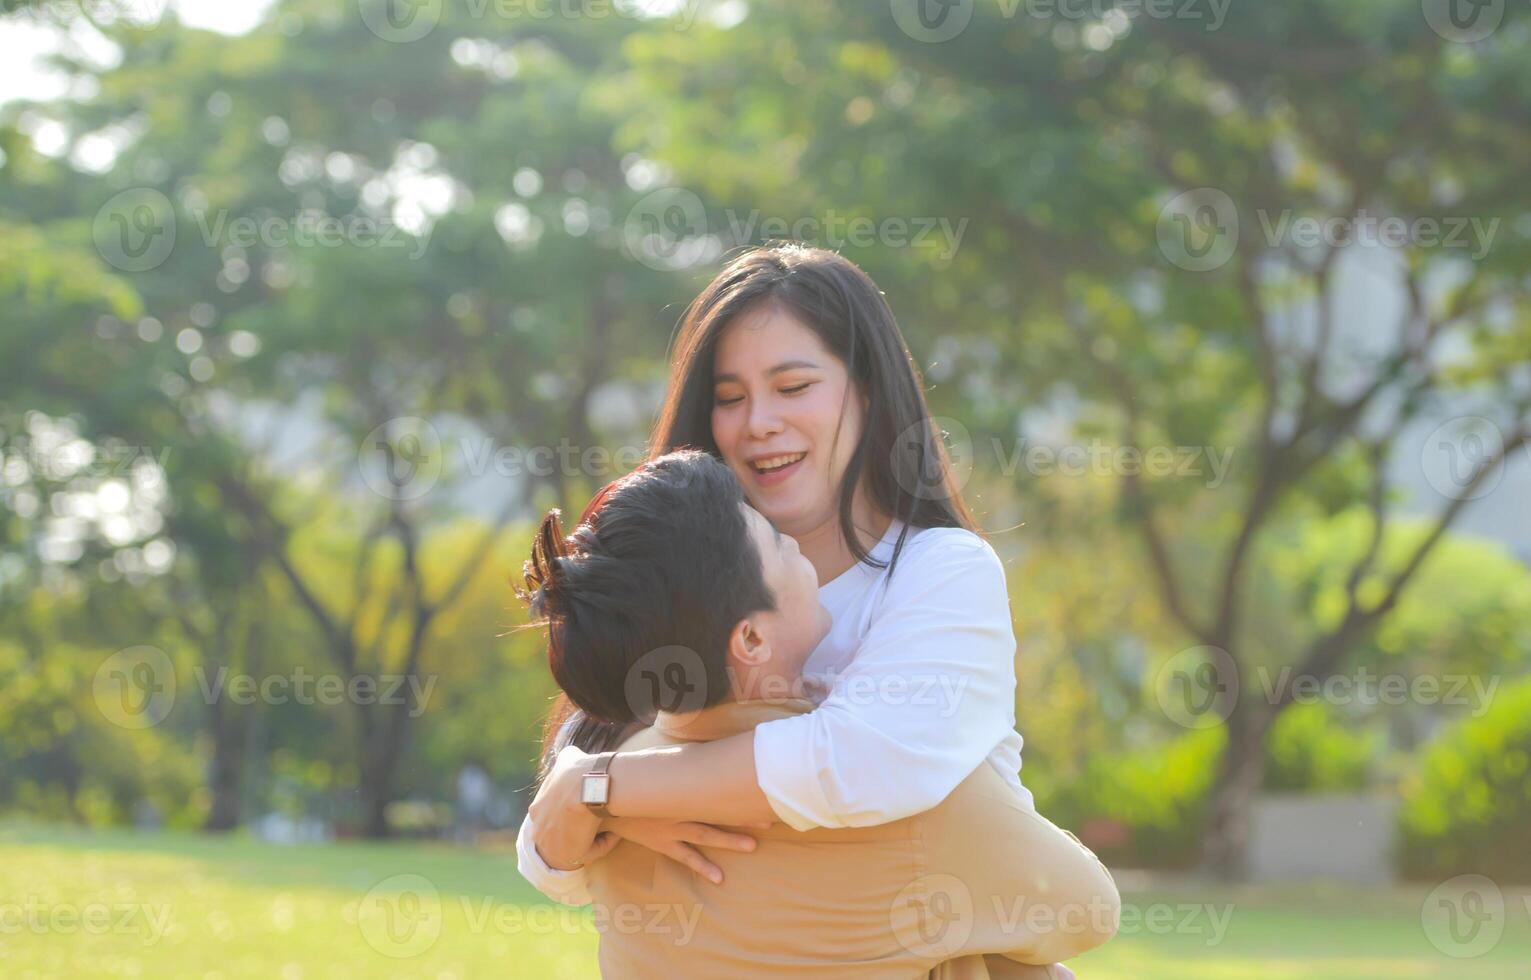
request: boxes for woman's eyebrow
[714,359,821,384]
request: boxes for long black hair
[650,244,976,573]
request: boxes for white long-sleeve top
[516,519,1030,906]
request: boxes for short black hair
[520,449,777,758]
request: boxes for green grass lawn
[1,822,1527,978]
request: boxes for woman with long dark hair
[520,244,1045,895]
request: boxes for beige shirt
[586,698,1118,979]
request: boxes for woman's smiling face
[710,302,865,539]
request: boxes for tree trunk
[360,762,392,838]
[356,696,415,838]
[203,694,246,832]
[1200,699,1275,881]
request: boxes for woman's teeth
[753,452,806,473]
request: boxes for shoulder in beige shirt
[585,698,1119,980]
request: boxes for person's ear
[727,614,771,671]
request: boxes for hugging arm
[753,535,1020,829]
[522,731,775,885]
[517,729,770,902]
[521,535,1022,890]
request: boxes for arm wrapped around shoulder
[916,769,1121,966]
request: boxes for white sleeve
[753,534,1018,831]
[513,713,593,907]
[515,811,594,907]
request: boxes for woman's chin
[751,499,809,533]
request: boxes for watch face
[582,774,609,805]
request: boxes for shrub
[1398,676,1531,883]
[1038,703,1382,869]
[1263,702,1379,793]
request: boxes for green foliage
[0,637,201,828]
[2,0,1527,868]
[1037,703,1384,867]
[1398,677,1531,883]
[1263,704,1379,794]
[1038,727,1222,870]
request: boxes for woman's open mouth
[749,451,807,486]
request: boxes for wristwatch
[581,751,616,818]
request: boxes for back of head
[519,449,776,762]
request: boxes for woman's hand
[527,745,609,871]
[605,817,764,885]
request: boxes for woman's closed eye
[714,382,812,407]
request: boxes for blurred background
[1,0,1529,976]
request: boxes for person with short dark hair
[518,451,1116,979]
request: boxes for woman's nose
[745,399,784,439]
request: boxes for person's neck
[655,691,816,741]
[725,666,814,704]
[793,496,893,584]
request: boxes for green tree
[607,0,1531,876]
